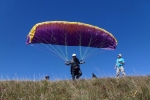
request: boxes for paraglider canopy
[26,21,118,60]
[26,21,117,50]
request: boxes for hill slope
[0,76,150,100]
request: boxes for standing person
[114,54,126,77]
[65,54,85,80]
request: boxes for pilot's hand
[65,61,70,65]
[80,61,85,64]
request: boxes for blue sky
[0,0,150,80]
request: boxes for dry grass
[0,76,150,100]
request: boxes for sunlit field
[0,76,150,100]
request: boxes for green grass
[0,76,150,100]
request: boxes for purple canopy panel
[26,21,117,50]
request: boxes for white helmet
[72,54,76,56]
[118,54,122,57]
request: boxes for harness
[71,58,80,69]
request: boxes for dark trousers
[71,66,82,80]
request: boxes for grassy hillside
[0,76,150,100]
